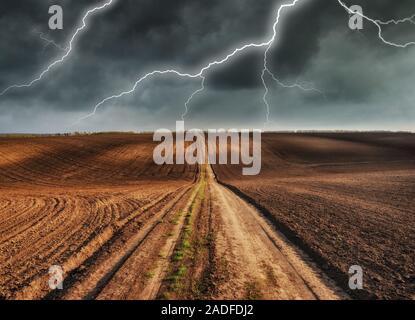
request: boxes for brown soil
[1,132,412,300]
[212,132,415,299]
[0,134,196,299]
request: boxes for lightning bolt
[34,31,67,52]
[39,34,67,52]
[181,76,205,121]
[338,0,415,48]
[261,38,325,127]
[73,69,202,125]
[0,0,115,97]
[76,0,304,125]
[376,14,415,26]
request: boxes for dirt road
[207,165,344,300]
[50,164,344,300]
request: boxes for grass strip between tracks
[161,165,207,298]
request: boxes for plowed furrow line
[0,198,57,246]
[99,178,204,300]
[9,186,188,299]
[55,186,193,300]
[0,197,38,230]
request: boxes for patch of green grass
[168,265,188,289]
[182,239,191,249]
[159,291,172,300]
[173,250,184,261]
[164,170,208,295]
[171,210,183,225]
[177,265,187,277]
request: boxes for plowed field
[213,132,415,299]
[1,132,413,300]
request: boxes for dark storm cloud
[0,0,284,114]
[211,0,415,89]
[0,0,414,132]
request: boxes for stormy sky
[0,0,414,133]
